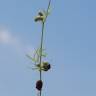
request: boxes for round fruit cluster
[36,62,51,72]
[36,80,43,91]
[34,11,45,22]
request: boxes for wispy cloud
[0,28,34,55]
[0,29,16,44]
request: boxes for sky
[0,0,96,96]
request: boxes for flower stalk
[27,0,52,96]
[36,1,52,95]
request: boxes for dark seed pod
[34,16,44,22]
[36,80,43,91]
[43,62,51,71]
[38,11,44,16]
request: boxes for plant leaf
[26,54,37,62]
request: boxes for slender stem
[39,0,51,96]
[44,0,51,22]
[39,22,44,96]
[39,22,44,80]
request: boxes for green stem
[44,0,51,22]
[40,22,44,79]
[39,22,44,96]
[39,0,51,96]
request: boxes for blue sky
[0,0,96,96]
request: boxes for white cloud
[0,28,34,55]
[0,29,18,45]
